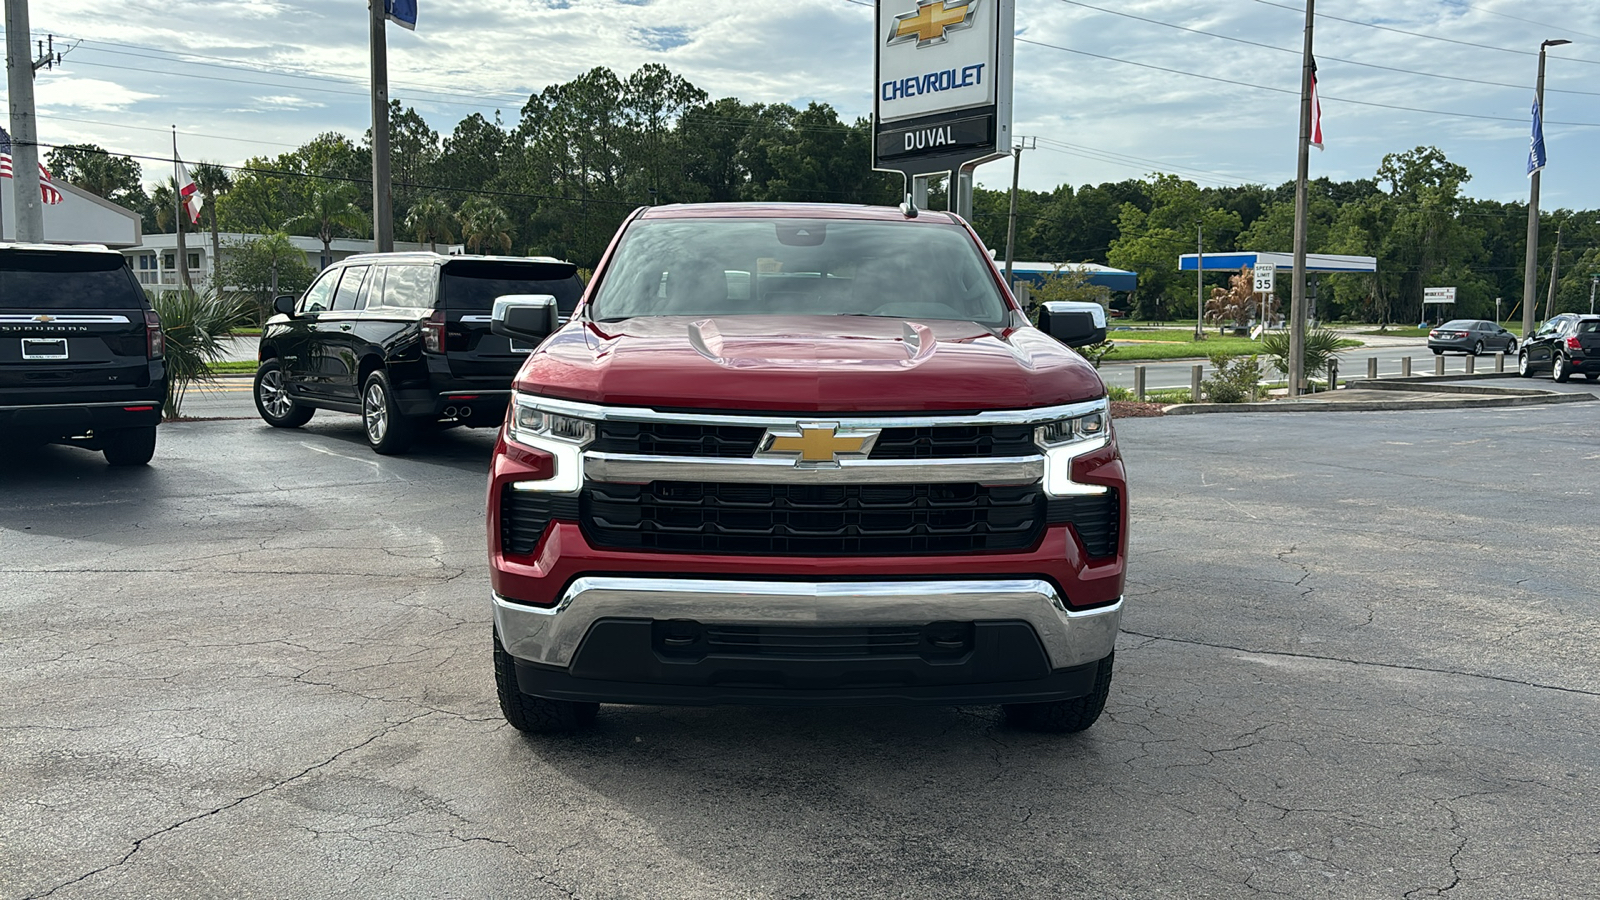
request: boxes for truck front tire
[1003,652,1114,733]
[494,629,598,734]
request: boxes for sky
[15,0,1600,207]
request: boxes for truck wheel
[361,370,415,454]
[103,426,157,467]
[1003,652,1114,734]
[494,629,598,734]
[254,360,314,428]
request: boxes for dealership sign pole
[873,0,1014,220]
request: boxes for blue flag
[1527,97,1546,177]
[386,0,417,30]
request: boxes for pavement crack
[1121,630,1600,698]
[19,711,432,900]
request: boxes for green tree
[404,196,456,252]
[283,183,366,265]
[220,232,316,324]
[45,144,147,208]
[458,197,513,254]
[1107,174,1241,323]
[191,162,234,286]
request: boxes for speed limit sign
[1253,264,1276,293]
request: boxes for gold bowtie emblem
[889,0,978,47]
[760,425,879,466]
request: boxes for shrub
[1201,351,1265,403]
[1261,326,1344,385]
[150,287,254,419]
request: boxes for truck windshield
[588,218,1010,327]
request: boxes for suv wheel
[103,425,157,467]
[1553,354,1571,383]
[254,360,314,428]
[361,370,415,454]
[1518,351,1534,378]
[494,629,599,734]
[1003,652,1114,734]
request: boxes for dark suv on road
[1518,313,1600,382]
[254,252,582,454]
[0,243,165,466]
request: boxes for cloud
[35,77,156,112]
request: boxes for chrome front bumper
[493,577,1122,672]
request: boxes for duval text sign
[873,0,1014,177]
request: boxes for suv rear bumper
[494,578,1121,705]
[0,399,162,440]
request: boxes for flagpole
[173,127,191,292]
[1522,39,1568,339]
[1288,0,1315,396]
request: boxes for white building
[121,233,425,294]
[1,181,142,247]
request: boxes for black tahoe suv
[254,252,582,454]
[0,243,165,466]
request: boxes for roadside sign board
[1253,264,1275,293]
[873,0,1014,179]
[1423,287,1457,304]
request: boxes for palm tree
[404,196,456,253]
[457,197,513,255]
[283,184,366,267]
[191,162,233,286]
[150,182,175,234]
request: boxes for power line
[1013,35,1600,127]
[1458,2,1600,42]
[1052,0,1600,97]
[1247,0,1600,66]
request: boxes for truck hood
[516,315,1105,412]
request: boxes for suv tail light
[1566,336,1582,351]
[422,308,445,354]
[145,309,164,359]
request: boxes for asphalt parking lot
[3,401,1598,899]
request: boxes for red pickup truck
[485,203,1125,735]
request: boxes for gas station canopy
[1178,251,1377,274]
[1007,261,1138,293]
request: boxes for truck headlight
[1038,403,1110,497]
[509,395,595,492]
[1034,410,1106,448]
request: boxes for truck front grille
[591,421,1038,460]
[581,482,1046,556]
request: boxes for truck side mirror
[1039,301,1108,348]
[492,294,560,344]
[273,295,297,316]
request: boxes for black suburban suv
[254,252,582,454]
[0,243,165,466]
[1518,313,1600,382]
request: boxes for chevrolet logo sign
[758,423,880,467]
[34,315,55,323]
[888,0,978,48]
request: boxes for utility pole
[1590,275,1597,315]
[1002,135,1034,287]
[1195,225,1204,340]
[1543,224,1563,320]
[1288,0,1316,396]
[6,0,45,242]
[1523,39,1570,337]
[369,0,395,252]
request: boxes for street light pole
[1522,38,1570,338]
[369,0,395,253]
[1002,136,1034,287]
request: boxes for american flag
[0,126,66,205]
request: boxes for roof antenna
[900,192,919,218]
